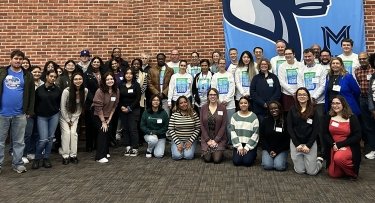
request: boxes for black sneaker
[32,159,41,169]
[70,157,79,164]
[62,158,70,165]
[43,158,52,168]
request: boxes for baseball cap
[80,50,90,57]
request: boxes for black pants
[120,108,141,149]
[94,115,114,160]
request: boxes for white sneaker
[27,154,35,160]
[106,154,111,158]
[124,146,131,156]
[96,158,109,163]
[115,134,121,141]
[365,151,375,159]
[145,152,152,158]
[22,157,29,164]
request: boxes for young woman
[210,51,221,73]
[168,60,193,110]
[109,58,124,87]
[119,67,141,156]
[57,60,81,90]
[32,69,62,169]
[192,59,213,110]
[287,87,323,175]
[22,57,31,70]
[250,58,281,123]
[231,96,259,167]
[60,72,88,165]
[211,58,236,145]
[92,72,119,163]
[324,57,360,115]
[200,88,227,164]
[22,66,44,163]
[41,60,59,82]
[260,101,289,171]
[84,56,104,152]
[141,94,169,158]
[323,95,361,179]
[235,51,256,110]
[168,96,200,160]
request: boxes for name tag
[331,121,339,127]
[312,78,319,83]
[201,80,207,84]
[332,85,341,92]
[119,77,123,80]
[367,75,372,80]
[128,89,134,93]
[218,111,223,116]
[157,119,162,124]
[275,127,283,132]
[111,96,116,101]
[266,79,274,84]
[307,118,313,124]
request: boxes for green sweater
[140,108,169,139]
[230,111,259,151]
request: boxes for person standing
[338,38,360,75]
[168,60,193,110]
[0,50,35,173]
[60,72,88,165]
[32,69,62,169]
[355,52,375,159]
[270,39,287,75]
[93,72,119,163]
[148,53,174,116]
[119,68,141,157]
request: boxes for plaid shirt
[355,66,375,97]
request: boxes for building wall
[0,0,373,67]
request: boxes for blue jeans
[232,147,257,167]
[0,114,27,168]
[24,116,35,155]
[171,141,197,160]
[261,150,288,171]
[36,113,59,159]
[144,135,166,158]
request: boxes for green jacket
[140,108,169,139]
[0,66,35,116]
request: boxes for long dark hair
[88,56,104,73]
[123,67,136,83]
[67,72,86,114]
[238,50,256,81]
[173,96,195,118]
[294,87,314,120]
[147,94,163,113]
[100,72,117,93]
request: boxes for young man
[253,46,264,67]
[187,52,201,78]
[338,38,360,74]
[0,50,35,174]
[226,48,238,78]
[77,49,91,73]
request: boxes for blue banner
[222,0,365,61]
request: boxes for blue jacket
[324,73,360,115]
[250,72,281,116]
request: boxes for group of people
[0,38,374,181]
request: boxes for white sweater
[234,66,251,99]
[168,73,193,104]
[278,61,303,95]
[211,71,235,110]
[297,63,327,104]
[338,53,360,75]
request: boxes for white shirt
[234,66,251,99]
[187,64,201,79]
[278,61,303,96]
[338,53,360,75]
[297,63,327,104]
[270,55,286,75]
[211,71,235,110]
[167,73,193,104]
[167,61,180,74]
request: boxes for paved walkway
[0,144,374,202]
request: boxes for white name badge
[331,121,339,127]
[307,118,313,124]
[332,85,341,92]
[111,96,116,101]
[312,78,319,84]
[266,79,274,84]
[128,89,134,93]
[201,80,207,84]
[367,75,372,80]
[275,127,283,132]
[119,77,123,80]
[157,119,162,124]
[218,111,223,115]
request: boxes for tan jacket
[148,65,174,99]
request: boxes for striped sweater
[230,111,259,151]
[168,111,201,145]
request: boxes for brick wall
[0,0,373,67]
